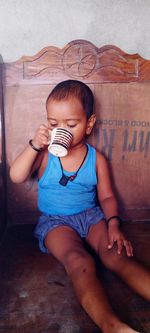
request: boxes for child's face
[47,97,95,148]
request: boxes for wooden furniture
[1,40,150,227]
[0,40,150,333]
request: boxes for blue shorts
[34,206,105,253]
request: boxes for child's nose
[58,123,67,129]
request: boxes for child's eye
[50,123,57,127]
[67,124,77,128]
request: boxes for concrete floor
[0,221,150,333]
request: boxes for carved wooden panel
[3,40,150,223]
[4,40,150,85]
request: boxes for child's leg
[86,220,150,301]
[45,225,139,333]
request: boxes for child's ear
[86,115,96,135]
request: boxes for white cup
[48,127,73,157]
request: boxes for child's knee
[64,250,95,278]
[100,246,127,272]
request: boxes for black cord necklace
[59,146,88,186]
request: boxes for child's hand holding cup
[48,127,73,157]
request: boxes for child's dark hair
[46,80,94,119]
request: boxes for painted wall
[0,0,150,62]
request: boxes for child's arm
[10,124,49,183]
[96,152,133,257]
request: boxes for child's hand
[107,224,133,257]
[32,124,50,149]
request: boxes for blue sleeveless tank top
[38,144,98,215]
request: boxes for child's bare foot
[102,319,140,333]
